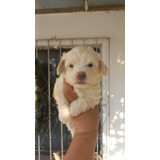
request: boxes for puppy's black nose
[76,72,86,80]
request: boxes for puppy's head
[57,46,107,88]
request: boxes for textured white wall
[35,10,125,160]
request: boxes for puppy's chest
[73,86,101,99]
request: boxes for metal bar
[59,40,62,58]
[96,39,98,52]
[107,38,111,159]
[101,39,110,160]
[48,40,52,160]
[61,122,64,160]
[36,40,38,58]
[38,135,41,160]
[96,41,99,160]
[36,44,102,48]
[59,42,64,160]
[35,37,109,41]
[36,40,40,160]
[96,136,99,160]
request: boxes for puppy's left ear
[57,59,65,76]
[99,59,107,76]
[57,52,69,75]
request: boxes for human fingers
[63,78,77,103]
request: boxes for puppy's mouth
[76,81,86,85]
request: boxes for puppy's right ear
[57,59,65,76]
[99,59,107,76]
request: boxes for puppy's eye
[69,64,74,68]
[88,63,93,67]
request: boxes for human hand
[63,79,77,103]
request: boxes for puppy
[54,46,107,136]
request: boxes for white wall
[35,10,125,160]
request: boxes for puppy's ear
[57,59,65,76]
[57,52,68,75]
[99,59,107,76]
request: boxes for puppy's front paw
[70,101,82,117]
[58,107,71,124]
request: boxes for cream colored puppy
[54,46,107,136]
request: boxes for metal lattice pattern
[35,37,110,160]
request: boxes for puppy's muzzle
[76,72,86,81]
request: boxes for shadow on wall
[117,54,125,65]
[109,96,125,160]
[109,53,125,160]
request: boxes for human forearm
[64,130,98,160]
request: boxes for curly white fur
[54,46,107,137]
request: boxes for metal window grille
[35,37,110,160]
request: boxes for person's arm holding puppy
[63,79,99,160]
